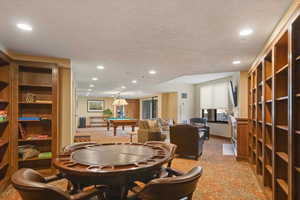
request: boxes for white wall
[0,43,6,51]
[176,84,195,123]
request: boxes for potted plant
[103,108,113,118]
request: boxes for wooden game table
[54,143,170,200]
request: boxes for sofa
[170,124,205,160]
[137,120,167,143]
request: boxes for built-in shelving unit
[0,52,11,190]
[248,10,300,200]
[15,61,58,171]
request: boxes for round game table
[54,143,171,199]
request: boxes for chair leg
[187,193,193,200]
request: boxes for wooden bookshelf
[293,13,300,200]
[15,61,58,171]
[248,11,300,200]
[0,52,11,191]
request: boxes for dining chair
[11,168,107,200]
[128,166,203,200]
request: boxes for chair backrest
[137,166,203,200]
[144,141,177,166]
[11,168,70,200]
[170,125,199,148]
[139,120,150,129]
[63,142,98,154]
[190,118,207,126]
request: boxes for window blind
[200,81,229,109]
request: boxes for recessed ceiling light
[232,60,241,65]
[149,70,157,75]
[97,65,105,70]
[239,28,253,36]
[88,89,92,91]
[132,80,137,84]
[92,77,98,81]
[17,23,33,31]
[121,86,126,89]
[89,84,95,88]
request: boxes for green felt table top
[107,118,136,120]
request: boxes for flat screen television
[229,80,238,107]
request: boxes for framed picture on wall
[87,100,104,112]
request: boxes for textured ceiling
[0,0,292,97]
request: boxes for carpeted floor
[0,127,266,200]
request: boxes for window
[142,97,158,119]
[200,81,229,109]
[201,109,228,123]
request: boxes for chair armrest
[44,173,64,183]
[70,186,106,200]
[165,168,184,176]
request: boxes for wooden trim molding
[249,1,300,73]
[5,50,70,68]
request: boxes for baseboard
[210,134,231,140]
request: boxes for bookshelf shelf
[0,140,8,148]
[0,162,8,171]
[265,144,273,151]
[19,102,52,105]
[276,152,289,163]
[19,83,52,88]
[18,138,52,142]
[0,81,8,86]
[277,178,289,195]
[275,64,288,75]
[296,167,300,173]
[276,96,288,101]
[265,75,273,82]
[265,122,272,126]
[296,55,300,61]
[0,100,8,104]
[265,99,272,103]
[19,157,52,162]
[276,125,288,131]
[266,165,273,175]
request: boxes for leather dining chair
[128,166,203,200]
[11,168,107,200]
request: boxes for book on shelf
[24,135,50,140]
[0,110,8,122]
[38,152,52,159]
[19,117,41,121]
[35,100,52,104]
[18,123,26,139]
